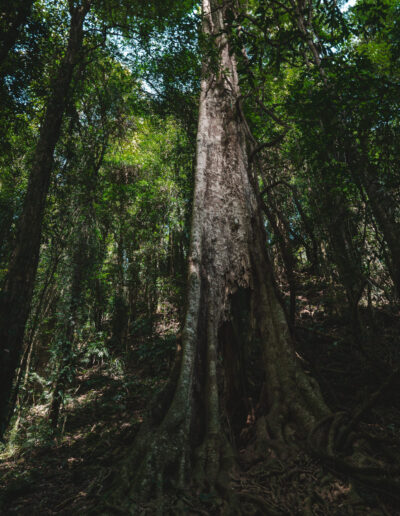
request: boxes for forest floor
[1,284,400,515]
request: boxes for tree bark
[105,2,330,511]
[0,1,90,439]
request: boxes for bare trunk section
[0,1,90,440]
[106,0,330,511]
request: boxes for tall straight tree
[0,0,91,439]
[108,0,330,509]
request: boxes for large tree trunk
[0,1,90,440]
[105,0,329,511]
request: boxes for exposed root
[335,368,399,452]
[238,492,282,515]
[308,406,400,507]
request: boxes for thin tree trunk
[260,194,297,327]
[0,1,90,439]
[6,250,60,431]
[49,223,88,428]
[359,165,400,298]
[290,184,320,269]
[110,229,128,352]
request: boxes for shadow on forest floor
[1,296,400,515]
[0,362,165,515]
